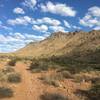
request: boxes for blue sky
[0,0,100,52]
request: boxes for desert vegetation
[0,87,13,98]
[40,93,67,100]
[0,61,21,98]
[0,30,99,100]
[7,73,21,83]
[0,66,21,83]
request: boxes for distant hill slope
[14,30,100,63]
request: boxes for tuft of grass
[75,83,100,100]
[0,67,15,82]
[29,60,49,73]
[42,77,60,87]
[88,84,100,99]
[8,59,16,66]
[2,66,15,74]
[40,73,64,87]
[73,73,93,83]
[40,93,67,100]
[60,71,73,79]
[91,77,100,84]
[7,57,20,66]
[0,70,6,82]
[0,67,21,84]
[0,87,13,98]
[7,73,21,83]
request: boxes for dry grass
[73,71,100,83]
[40,93,67,100]
[0,87,13,98]
[40,72,66,87]
[0,66,21,84]
[7,73,21,83]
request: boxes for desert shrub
[40,93,67,100]
[73,73,93,83]
[8,58,17,66]
[0,67,15,82]
[0,67,21,84]
[41,76,59,87]
[75,84,100,100]
[60,71,73,79]
[0,87,13,98]
[2,66,15,74]
[74,89,89,100]
[91,77,100,84]
[40,73,64,87]
[7,56,23,66]
[29,60,49,73]
[88,84,100,100]
[0,71,6,82]
[7,73,21,83]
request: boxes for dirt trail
[1,62,91,100]
[4,62,44,100]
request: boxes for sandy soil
[0,62,91,100]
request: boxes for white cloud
[22,0,37,9]
[7,16,32,25]
[40,1,76,17]
[0,25,12,30]
[32,24,48,32]
[34,17,61,26]
[0,33,46,43]
[63,20,81,30]
[72,25,81,30]
[0,32,46,52]
[7,16,60,27]
[89,6,100,17]
[13,7,25,14]
[93,26,100,30]
[0,21,12,31]
[0,20,13,31]
[14,32,25,39]
[24,34,45,41]
[49,25,66,32]
[79,6,100,28]
[63,20,71,28]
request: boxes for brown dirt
[1,62,91,100]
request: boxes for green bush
[7,73,21,83]
[75,84,100,100]
[61,71,73,79]
[2,66,15,74]
[41,76,59,87]
[0,87,13,98]
[0,67,16,83]
[40,73,64,87]
[73,73,94,83]
[0,71,6,82]
[91,77,100,84]
[40,93,67,100]
[88,84,100,99]
[8,57,20,66]
[29,60,48,73]
[8,60,16,66]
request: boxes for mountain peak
[50,31,67,38]
[15,30,100,59]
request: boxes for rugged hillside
[15,31,71,57]
[14,30,100,62]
